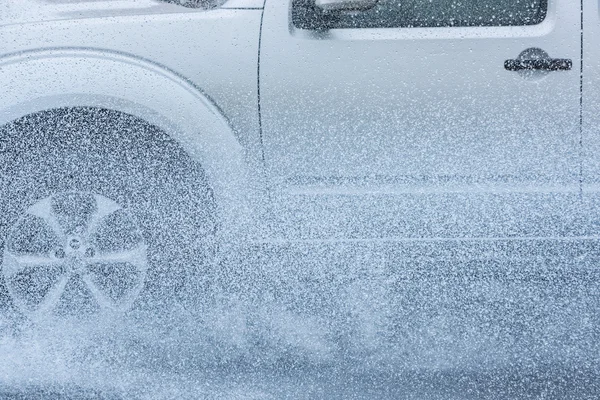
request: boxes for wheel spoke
[87,244,148,271]
[82,274,116,310]
[85,195,121,240]
[2,251,64,277]
[27,198,66,241]
[36,275,69,315]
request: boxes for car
[0,0,595,320]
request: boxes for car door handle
[504,58,572,72]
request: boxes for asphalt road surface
[1,240,598,399]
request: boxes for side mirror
[315,0,378,12]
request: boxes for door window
[293,0,548,29]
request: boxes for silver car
[0,0,594,320]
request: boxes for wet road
[1,366,598,399]
[1,240,599,399]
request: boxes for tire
[0,108,216,319]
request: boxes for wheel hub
[2,192,148,319]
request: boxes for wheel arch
[0,48,255,242]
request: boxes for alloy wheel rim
[2,192,148,319]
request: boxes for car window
[293,0,548,29]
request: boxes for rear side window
[293,0,548,29]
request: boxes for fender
[0,47,255,243]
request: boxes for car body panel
[0,4,265,240]
[260,0,585,239]
[581,0,600,236]
[261,0,580,185]
[583,0,600,186]
[0,0,264,27]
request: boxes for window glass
[293,0,548,29]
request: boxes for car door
[583,0,600,225]
[260,0,581,227]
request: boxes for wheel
[0,108,216,320]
